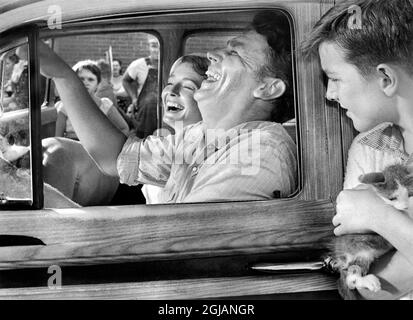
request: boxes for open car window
[41,31,161,207]
[37,10,299,208]
[0,42,32,204]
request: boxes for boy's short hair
[302,0,413,77]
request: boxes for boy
[303,0,413,299]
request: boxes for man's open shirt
[117,121,297,203]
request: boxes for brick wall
[53,31,240,72]
[54,33,153,72]
[184,33,240,55]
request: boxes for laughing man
[39,12,297,203]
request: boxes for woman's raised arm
[38,41,126,176]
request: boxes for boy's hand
[333,187,388,235]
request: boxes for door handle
[250,256,337,274]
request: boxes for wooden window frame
[0,25,43,210]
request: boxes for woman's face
[78,69,99,95]
[162,61,204,129]
[112,61,121,77]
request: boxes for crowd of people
[1,46,29,112]
[0,35,161,142]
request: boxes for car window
[51,32,160,121]
[37,10,299,208]
[0,43,32,203]
[41,32,161,207]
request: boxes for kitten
[331,164,413,300]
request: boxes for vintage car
[0,0,356,299]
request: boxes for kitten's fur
[331,164,413,300]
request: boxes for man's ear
[253,77,286,100]
[376,63,398,97]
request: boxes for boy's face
[319,42,396,132]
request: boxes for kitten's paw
[346,265,362,290]
[331,258,343,271]
[356,274,381,292]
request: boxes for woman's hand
[38,41,72,79]
[333,186,390,236]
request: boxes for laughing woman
[141,54,209,204]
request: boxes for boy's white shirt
[344,122,405,190]
[344,122,413,299]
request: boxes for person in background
[123,35,160,138]
[111,58,131,113]
[55,60,130,139]
[112,59,126,96]
[2,46,29,111]
[96,59,118,108]
[96,59,135,132]
[3,53,20,97]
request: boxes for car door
[0,0,356,299]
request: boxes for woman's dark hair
[73,60,102,84]
[176,55,210,79]
[302,0,413,77]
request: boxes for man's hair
[251,11,294,123]
[72,60,102,84]
[174,54,210,79]
[301,0,413,77]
